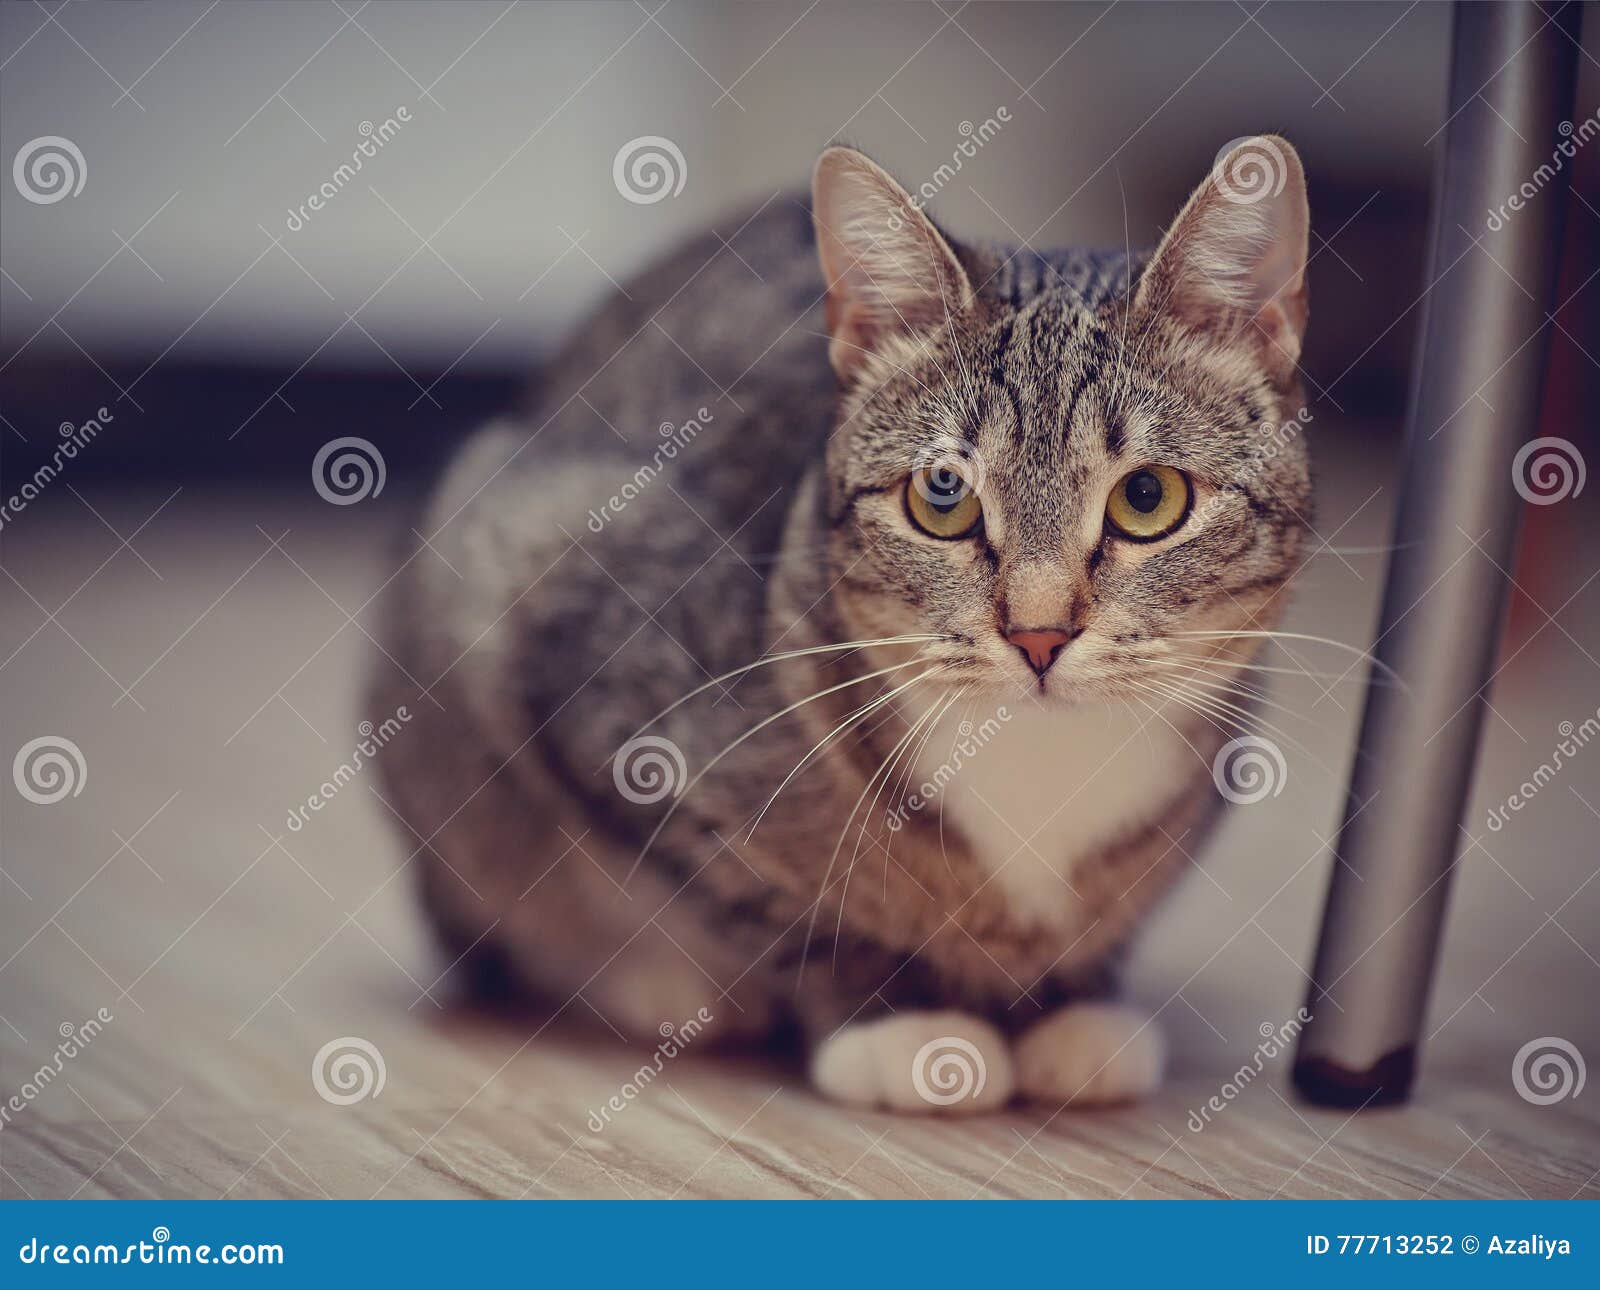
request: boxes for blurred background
[3,0,1594,481]
[1,1,1597,1198]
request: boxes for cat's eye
[1105,465,1192,541]
[905,465,983,539]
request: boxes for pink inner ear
[1248,209,1305,314]
[813,149,975,380]
[1155,195,1309,365]
[1137,138,1309,362]
[831,297,879,366]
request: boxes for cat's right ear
[1135,134,1310,378]
[812,146,974,384]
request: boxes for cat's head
[810,138,1313,704]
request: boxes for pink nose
[1006,627,1072,677]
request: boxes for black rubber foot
[1292,1045,1415,1108]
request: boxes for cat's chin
[954,652,1163,710]
[981,675,1129,709]
[1040,678,1164,712]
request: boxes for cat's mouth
[923,648,1122,708]
[929,633,1248,712]
[891,632,1258,713]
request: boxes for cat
[369,136,1312,1114]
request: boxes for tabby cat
[371,136,1312,1112]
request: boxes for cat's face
[811,140,1312,705]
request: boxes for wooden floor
[2,429,1597,1199]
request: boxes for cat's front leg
[809,1011,1015,1114]
[1013,1002,1165,1106]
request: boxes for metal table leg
[1292,0,1584,1107]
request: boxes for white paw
[1014,1003,1164,1106]
[811,1011,1015,1115]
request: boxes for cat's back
[390,196,835,759]
[527,195,829,466]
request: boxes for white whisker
[616,633,949,757]
[833,687,953,971]
[795,667,952,985]
[1172,629,1408,689]
[1138,674,1329,774]
[883,687,966,896]
[744,665,937,842]
[1173,657,1389,685]
[624,656,941,884]
[1149,658,1307,724]
[1126,682,1216,772]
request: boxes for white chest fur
[908,698,1197,930]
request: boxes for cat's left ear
[1136,135,1309,374]
[812,146,975,383]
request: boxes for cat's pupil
[927,469,966,511]
[1124,471,1164,514]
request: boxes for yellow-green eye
[906,466,983,539]
[1105,465,1191,541]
